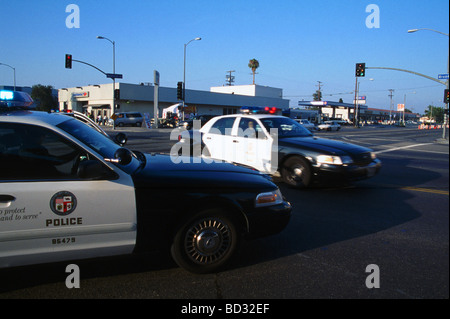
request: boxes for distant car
[295,119,316,131]
[114,112,143,127]
[318,121,341,131]
[190,114,381,188]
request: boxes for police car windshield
[57,117,140,171]
[260,117,313,137]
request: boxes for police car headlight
[317,155,353,165]
[255,189,283,207]
[370,152,377,160]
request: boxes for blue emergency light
[0,90,34,110]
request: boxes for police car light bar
[240,106,280,114]
[0,90,34,110]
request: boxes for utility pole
[388,89,394,123]
[316,81,323,100]
[226,70,235,86]
[316,81,323,123]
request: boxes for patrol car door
[0,123,137,268]
[202,117,237,162]
[234,118,273,173]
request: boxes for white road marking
[374,143,433,154]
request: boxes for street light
[97,35,116,128]
[182,37,201,121]
[408,28,449,139]
[0,63,16,90]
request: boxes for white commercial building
[58,83,289,121]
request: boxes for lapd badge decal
[50,191,77,216]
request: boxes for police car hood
[279,136,370,155]
[131,153,275,190]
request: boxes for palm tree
[248,59,259,85]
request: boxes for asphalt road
[0,124,448,301]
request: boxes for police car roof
[0,110,72,127]
[218,114,285,119]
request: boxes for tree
[248,59,259,85]
[312,90,322,101]
[31,84,57,111]
[425,105,444,123]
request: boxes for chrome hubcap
[185,218,231,265]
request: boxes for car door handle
[233,140,239,143]
[0,195,16,203]
[0,194,16,207]
[206,137,211,140]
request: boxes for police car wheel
[171,211,239,274]
[281,156,312,188]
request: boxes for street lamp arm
[0,62,16,90]
[408,28,449,36]
[366,66,447,85]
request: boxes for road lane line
[400,186,449,195]
[374,143,433,154]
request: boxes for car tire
[171,210,239,274]
[281,156,312,188]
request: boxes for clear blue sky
[1,0,448,114]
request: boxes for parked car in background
[318,120,341,131]
[294,119,316,131]
[114,112,144,127]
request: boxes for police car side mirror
[77,160,117,180]
[114,132,127,146]
[104,148,133,166]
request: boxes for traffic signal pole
[354,77,358,127]
[354,63,365,127]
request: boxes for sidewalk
[435,138,449,145]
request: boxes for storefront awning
[84,104,111,109]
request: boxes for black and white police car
[0,90,291,273]
[176,107,381,188]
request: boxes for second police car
[0,90,291,274]
[176,106,381,188]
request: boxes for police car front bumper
[244,201,292,239]
[314,159,382,182]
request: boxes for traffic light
[177,81,184,100]
[114,89,120,100]
[355,63,366,77]
[65,54,72,69]
[445,89,450,104]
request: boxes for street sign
[438,74,449,80]
[397,104,405,111]
[154,70,160,86]
[106,73,123,79]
